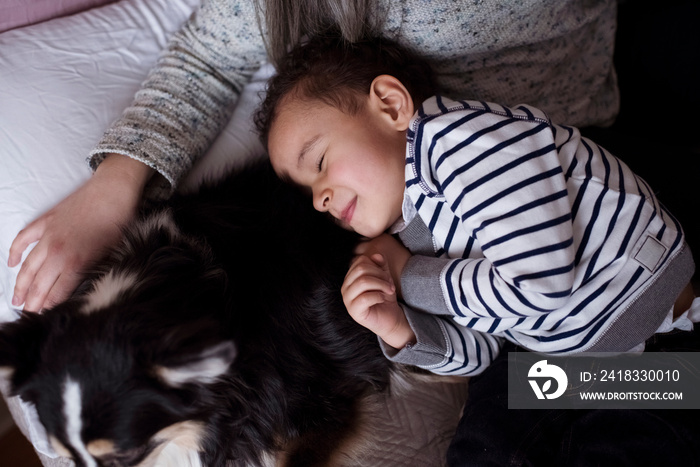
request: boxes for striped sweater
[383,96,694,376]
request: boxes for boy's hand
[342,252,415,350]
[354,234,411,299]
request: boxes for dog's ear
[154,341,237,387]
[0,313,48,391]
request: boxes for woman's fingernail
[12,296,21,307]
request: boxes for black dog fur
[0,161,395,466]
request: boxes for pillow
[0,0,116,33]
[0,0,270,458]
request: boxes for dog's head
[0,307,237,467]
[0,215,238,467]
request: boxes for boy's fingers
[343,274,394,305]
[344,261,395,297]
[346,254,390,281]
[354,241,370,256]
[345,291,384,320]
[368,253,386,267]
[345,256,379,283]
[354,239,385,257]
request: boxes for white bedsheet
[0,1,468,464]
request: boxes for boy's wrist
[382,316,416,350]
[383,238,411,299]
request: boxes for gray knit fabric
[89,0,619,199]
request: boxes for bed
[0,0,470,465]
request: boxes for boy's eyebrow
[298,135,321,169]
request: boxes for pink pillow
[0,0,116,33]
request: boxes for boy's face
[268,95,407,238]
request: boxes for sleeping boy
[255,31,698,376]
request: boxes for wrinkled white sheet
[0,0,468,464]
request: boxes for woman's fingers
[43,268,83,311]
[8,217,46,268]
[18,239,86,312]
[20,254,62,312]
[10,225,54,309]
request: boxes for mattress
[0,0,469,464]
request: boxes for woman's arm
[9,0,269,310]
[90,0,268,197]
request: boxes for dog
[0,161,397,467]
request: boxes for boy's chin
[332,215,398,239]
[330,215,354,233]
[353,224,391,240]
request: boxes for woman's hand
[342,238,415,350]
[8,154,153,312]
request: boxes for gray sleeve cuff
[400,255,453,316]
[378,304,449,368]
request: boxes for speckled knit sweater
[89,0,618,198]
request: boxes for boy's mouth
[340,198,356,225]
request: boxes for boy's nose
[313,188,331,212]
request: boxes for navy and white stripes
[398,96,686,376]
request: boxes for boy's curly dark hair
[255,29,436,145]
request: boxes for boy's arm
[347,236,502,376]
[411,100,577,321]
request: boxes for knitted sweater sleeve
[88,0,267,197]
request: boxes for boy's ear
[368,75,415,131]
